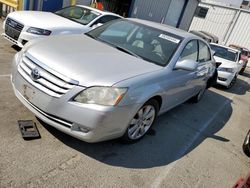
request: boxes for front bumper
[2,30,46,48]
[216,70,235,87]
[11,58,140,143]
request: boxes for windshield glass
[86,20,182,66]
[210,44,238,62]
[55,6,100,25]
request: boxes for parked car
[199,31,219,43]
[243,130,250,157]
[12,18,216,143]
[229,44,249,74]
[2,5,121,48]
[189,30,213,43]
[210,43,243,88]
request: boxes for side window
[199,41,211,62]
[179,40,198,61]
[92,15,119,26]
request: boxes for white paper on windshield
[159,34,180,44]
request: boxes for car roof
[190,30,213,39]
[76,5,122,17]
[210,43,240,53]
[127,18,199,40]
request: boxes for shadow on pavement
[215,78,250,95]
[39,90,232,169]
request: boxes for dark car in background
[189,30,213,43]
[199,31,219,43]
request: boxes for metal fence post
[223,9,241,45]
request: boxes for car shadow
[214,77,250,95]
[39,90,232,169]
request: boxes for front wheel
[122,99,159,143]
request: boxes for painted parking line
[0,74,11,77]
[151,75,250,188]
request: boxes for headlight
[218,67,234,73]
[74,87,128,106]
[27,27,51,36]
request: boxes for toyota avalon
[12,19,216,143]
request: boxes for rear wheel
[122,99,159,143]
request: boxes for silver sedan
[11,18,216,143]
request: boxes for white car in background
[210,43,243,88]
[2,5,121,48]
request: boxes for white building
[202,0,250,8]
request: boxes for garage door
[164,0,186,27]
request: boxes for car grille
[17,54,79,98]
[5,18,24,41]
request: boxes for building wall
[190,4,237,42]
[179,0,199,30]
[130,0,198,30]
[63,0,91,7]
[202,0,244,7]
[189,2,250,49]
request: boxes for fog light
[71,123,89,133]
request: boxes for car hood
[24,35,163,87]
[8,11,83,29]
[214,56,237,68]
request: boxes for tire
[121,99,159,143]
[239,67,246,75]
[243,130,250,157]
[190,86,206,103]
[226,76,237,89]
[207,70,218,89]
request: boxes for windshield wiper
[115,46,142,59]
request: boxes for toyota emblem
[31,68,40,81]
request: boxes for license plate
[22,84,35,101]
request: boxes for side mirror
[92,23,103,29]
[175,59,198,71]
[216,62,222,68]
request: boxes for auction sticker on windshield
[159,34,180,44]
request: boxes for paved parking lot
[0,19,249,188]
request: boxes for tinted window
[180,40,198,61]
[55,6,100,25]
[86,20,182,66]
[210,44,238,62]
[93,15,120,25]
[199,41,211,62]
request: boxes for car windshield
[55,6,100,25]
[86,20,182,66]
[210,44,238,62]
